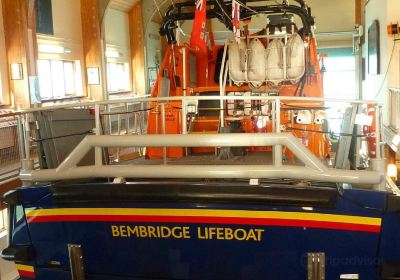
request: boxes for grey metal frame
[20,133,383,186]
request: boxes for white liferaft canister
[247,39,266,88]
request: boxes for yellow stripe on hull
[26,208,382,226]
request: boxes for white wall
[362,0,388,101]
[387,0,400,90]
[0,1,10,105]
[142,0,162,93]
[36,0,86,96]
[145,22,162,68]
[362,0,400,124]
[104,9,131,63]
[143,0,162,66]
[308,0,355,33]
[0,232,18,280]
[37,0,84,61]
[312,0,356,50]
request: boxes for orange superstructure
[147,0,330,161]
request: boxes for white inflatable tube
[228,40,247,84]
[266,39,285,83]
[287,34,306,80]
[248,39,266,88]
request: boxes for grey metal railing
[19,133,383,185]
[7,95,388,190]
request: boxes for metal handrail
[19,133,383,186]
[15,96,380,114]
[16,95,150,114]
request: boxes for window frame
[37,59,83,101]
[106,62,132,94]
[0,208,7,233]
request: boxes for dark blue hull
[3,181,400,279]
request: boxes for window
[37,59,83,100]
[321,50,356,134]
[323,56,356,100]
[106,62,131,93]
[0,208,7,232]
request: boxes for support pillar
[81,0,106,101]
[2,0,38,109]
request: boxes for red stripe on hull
[27,215,381,233]
[18,270,35,278]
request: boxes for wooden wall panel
[1,0,37,109]
[81,0,104,101]
[0,179,21,210]
[355,0,362,25]
[129,1,145,95]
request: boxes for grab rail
[19,133,383,186]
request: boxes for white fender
[247,39,266,88]
[314,110,327,125]
[295,110,312,125]
[228,40,247,84]
[266,39,285,83]
[256,116,269,129]
[287,34,306,80]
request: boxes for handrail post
[16,115,26,160]
[161,103,167,164]
[94,104,102,166]
[20,114,34,179]
[219,41,228,129]
[182,48,187,96]
[375,104,382,159]
[116,113,122,162]
[273,99,283,166]
[371,105,386,191]
[182,99,187,134]
[24,115,30,163]
[125,103,130,134]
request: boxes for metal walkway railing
[1,94,390,191]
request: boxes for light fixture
[38,44,71,54]
[105,50,120,58]
[10,63,23,80]
[388,164,398,180]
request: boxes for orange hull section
[147,102,185,159]
[147,37,331,160]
